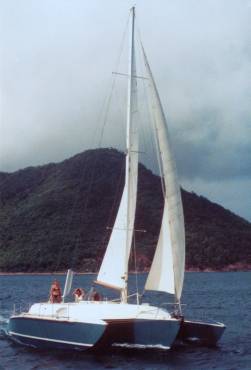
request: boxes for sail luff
[142,46,185,302]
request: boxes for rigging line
[53,153,94,272]
[93,81,130,272]
[29,94,112,272]
[138,42,166,203]
[93,15,133,273]
[136,42,166,280]
[135,32,167,294]
[1,17,130,276]
[88,13,130,150]
[55,13,130,272]
[1,14,126,274]
[69,14,130,271]
[55,67,125,271]
[135,37,153,169]
[95,156,125,272]
[135,29,160,176]
[152,115,166,202]
[53,82,115,272]
[57,93,124,272]
[96,13,130,148]
[125,37,148,295]
[133,230,140,305]
[126,34,160,289]
[56,83,123,271]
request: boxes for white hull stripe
[8,331,93,347]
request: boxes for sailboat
[8,7,224,350]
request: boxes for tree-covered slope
[0,148,250,272]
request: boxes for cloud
[172,111,251,182]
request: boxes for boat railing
[12,302,32,315]
[36,303,71,319]
[128,292,141,304]
[160,302,186,309]
[110,298,121,303]
[159,302,186,317]
[109,292,141,304]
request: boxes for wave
[0,314,9,324]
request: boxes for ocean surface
[0,272,250,370]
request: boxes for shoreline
[0,267,250,276]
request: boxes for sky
[0,0,251,221]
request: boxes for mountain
[0,148,250,272]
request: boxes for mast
[95,7,138,303]
[122,6,137,302]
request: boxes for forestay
[143,47,185,302]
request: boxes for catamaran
[8,7,224,350]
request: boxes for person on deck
[90,288,102,301]
[73,288,85,302]
[49,280,62,303]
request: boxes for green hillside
[0,148,250,272]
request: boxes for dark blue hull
[102,318,181,349]
[176,319,225,346]
[8,316,106,350]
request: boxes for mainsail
[143,47,185,302]
[96,8,138,296]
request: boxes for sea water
[0,272,250,370]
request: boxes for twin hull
[176,319,226,346]
[8,301,181,350]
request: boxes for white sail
[143,47,185,302]
[145,204,175,294]
[96,8,138,295]
[95,188,129,290]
